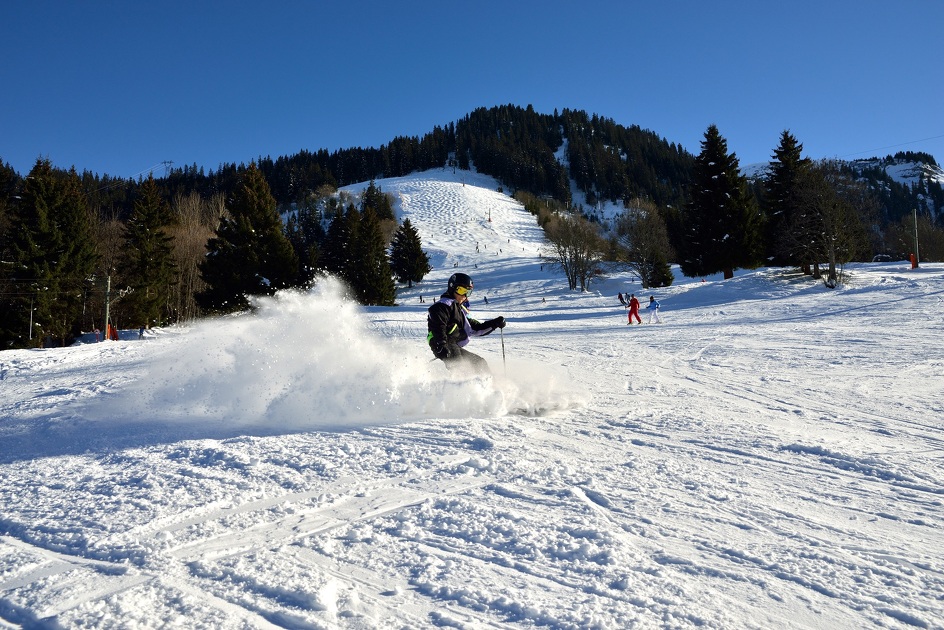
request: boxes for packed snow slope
[1,167,943,629]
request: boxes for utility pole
[913,208,920,268]
[103,274,111,341]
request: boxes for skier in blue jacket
[427,273,506,374]
[646,295,662,324]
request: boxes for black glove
[437,342,461,360]
[490,316,506,329]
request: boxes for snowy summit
[1,168,943,629]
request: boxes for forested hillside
[846,152,943,223]
[1,105,942,349]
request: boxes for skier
[646,295,662,324]
[427,272,506,374]
[618,292,626,306]
[627,294,642,325]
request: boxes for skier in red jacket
[627,293,642,325]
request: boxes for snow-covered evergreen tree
[680,125,762,279]
[122,174,177,327]
[389,218,431,288]
[197,163,298,314]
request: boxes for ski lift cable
[92,162,170,193]
[839,133,944,159]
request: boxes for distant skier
[627,294,642,325]
[646,295,662,324]
[618,292,626,306]
[427,272,506,374]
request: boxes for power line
[91,161,173,193]
[839,133,944,159]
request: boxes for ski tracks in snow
[562,321,944,628]
[0,451,497,628]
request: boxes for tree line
[2,105,942,348]
[0,159,431,349]
[535,127,944,293]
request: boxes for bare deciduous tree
[614,198,675,288]
[168,192,221,321]
[788,162,870,287]
[87,207,127,330]
[543,212,607,291]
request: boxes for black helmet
[448,272,473,293]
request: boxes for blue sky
[2,1,943,179]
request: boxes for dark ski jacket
[427,293,500,359]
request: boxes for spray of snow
[81,277,578,430]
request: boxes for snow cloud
[82,277,514,431]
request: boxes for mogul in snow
[427,272,506,374]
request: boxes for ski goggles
[455,285,473,296]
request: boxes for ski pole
[500,325,506,374]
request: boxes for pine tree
[764,131,812,266]
[10,160,67,346]
[121,174,177,327]
[320,206,352,278]
[340,203,363,286]
[360,179,394,221]
[389,218,431,288]
[680,125,762,279]
[355,206,396,305]
[197,163,298,314]
[0,160,17,263]
[58,169,99,338]
[286,195,325,285]
[1,160,98,347]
